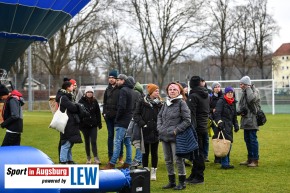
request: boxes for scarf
[166,95,183,106]
[224,95,234,105]
[145,95,161,107]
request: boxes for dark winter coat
[157,98,191,142]
[1,90,24,133]
[103,84,119,119]
[78,96,102,129]
[115,80,134,128]
[187,86,210,133]
[214,97,239,142]
[133,95,163,144]
[56,89,82,144]
[210,91,223,119]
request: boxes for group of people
[0,71,262,190]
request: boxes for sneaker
[86,159,91,164]
[221,165,234,169]
[131,159,141,167]
[150,168,157,181]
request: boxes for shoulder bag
[48,97,68,134]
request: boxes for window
[282,66,284,70]
[282,76,284,79]
[282,56,284,59]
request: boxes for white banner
[4,164,99,189]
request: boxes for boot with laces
[151,168,157,181]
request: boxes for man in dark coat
[186,76,210,184]
[103,74,134,169]
[103,69,124,163]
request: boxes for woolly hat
[190,76,201,88]
[85,86,94,93]
[147,84,159,95]
[117,74,128,80]
[224,86,234,94]
[0,84,9,97]
[109,69,118,78]
[240,76,251,85]
[212,81,221,89]
[179,82,188,89]
[127,76,136,85]
[69,79,77,85]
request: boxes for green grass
[1,112,290,192]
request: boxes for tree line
[9,0,278,90]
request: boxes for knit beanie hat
[109,69,118,78]
[190,76,201,88]
[179,82,188,89]
[240,76,251,85]
[224,86,234,94]
[127,76,136,85]
[117,74,128,80]
[147,84,159,95]
[0,84,9,97]
[69,79,77,85]
[212,81,221,89]
[84,86,94,93]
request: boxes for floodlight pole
[28,45,33,111]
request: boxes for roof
[273,43,290,56]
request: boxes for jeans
[60,141,74,162]
[221,144,232,167]
[134,148,143,162]
[110,127,132,165]
[105,117,123,158]
[244,130,259,160]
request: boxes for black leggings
[81,127,98,158]
[142,141,159,168]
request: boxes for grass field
[1,112,290,192]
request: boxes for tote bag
[48,97,68,134]
[212,131,231,158]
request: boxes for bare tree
[96,19,145,79]
[207,0,242,80]
[33,1,110,88]
[247,0,279,79]
[123,0,208,88]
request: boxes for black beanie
[0,84,9,97]
[190,76,201,88]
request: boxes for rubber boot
[174,175,186,190]
[162,175,176,189]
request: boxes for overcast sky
[268,0,290,51]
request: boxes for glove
[234,126,239,133]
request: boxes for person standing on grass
[103,70,124,164]
[214,86,239,169]
[0,84,25,146]
[238,76,261,167]
[185,76,209,185]
[127,76,144,168]
[210,81,223,164]
[79,86,102,164]
[56,81,83,164]
[133,83,163,181]
[102,74,134,169]
[157,82,191,190]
